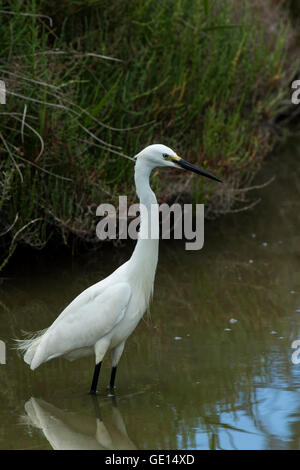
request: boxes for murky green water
[1,140,300,450]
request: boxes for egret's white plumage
[17,144,221,392]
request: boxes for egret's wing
[30,282,131,370]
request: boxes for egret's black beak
[177,158,222,183]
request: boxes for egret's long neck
[129,158,159,277]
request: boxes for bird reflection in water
[22,396,136,450]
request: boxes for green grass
[0,0,294,267]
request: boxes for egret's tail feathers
[15,329,48,367]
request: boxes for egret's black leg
[89,362,102,394]
[109,366,117,390]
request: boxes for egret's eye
[163,154,181,162]
[163,154,173,162]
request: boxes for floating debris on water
[262,242,268,247]
[269,331,277,335]
[249,259,254,264]
[290,290,296,295]
[224,328,232,332]
[229,318,238,324]
[174,336,182,340]
[251,233,256,238]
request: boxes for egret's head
[135,144,222,183]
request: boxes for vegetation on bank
[0,0,294,268]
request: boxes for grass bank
[0,0,294,268]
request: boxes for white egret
[17,144,221,394]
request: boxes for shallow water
[1,140,300,450]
